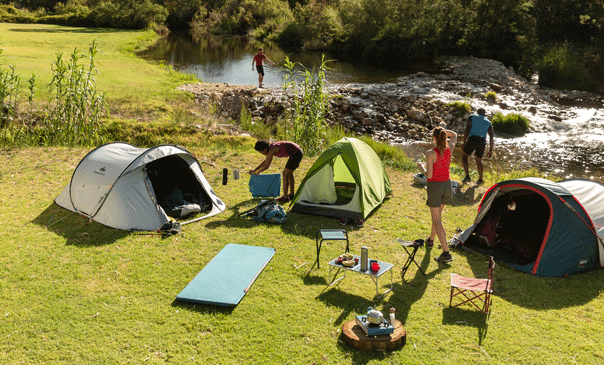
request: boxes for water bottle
[389,307,396,328]
[361,246,368,271]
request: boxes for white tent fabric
[558,179,604,265]
[55,143,225,231]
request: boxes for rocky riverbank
[178,57,604,144]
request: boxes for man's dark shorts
[285,151,303,170]
[463,135,487,159]
[426,180,452,207]
[256,65,265,76]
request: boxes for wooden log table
[341,320,406,351]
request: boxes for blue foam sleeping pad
[176,243,276,306]
[249,173,281,197]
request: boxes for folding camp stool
[315,229,349,269]
[397,238,427,279]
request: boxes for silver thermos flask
[361,246,369,271]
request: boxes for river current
[139,34,604,179]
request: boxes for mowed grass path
[1,145,604,364]
[0,23,189,102]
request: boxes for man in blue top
[461,108,494,185]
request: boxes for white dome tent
[55,142,226,232]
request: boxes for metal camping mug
[361,246,368,271]
[233,169,240,180]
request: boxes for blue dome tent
[456,177,604,277]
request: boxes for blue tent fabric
[460,177,601,277]
[176,243,276,306]
[249,173,281,198]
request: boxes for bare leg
[258,73,264,87]
[282,168,294,196]
[462,152,470,178]
[475,156,483,181]
[430,204,448,251]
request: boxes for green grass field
[1,23,604,365]
[0,23,193,104]
[2,146,604,364]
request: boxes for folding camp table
[315,229,349,269]
[397,238,427,279]
[327,255,393,299]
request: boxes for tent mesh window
[464,190,550,265]
[333,182,356,205]
[145,155,211,218]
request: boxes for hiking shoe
[434,251,453,263]
[354,219,364,228]
[425,237,434,248]
[462,175,472,183]
[476,179,484,185]
[340,217,349,225]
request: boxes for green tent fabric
[290,137,391,221]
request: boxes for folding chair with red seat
[449,256,495,314]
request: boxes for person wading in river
[461,108,494,185]
[252,47,275,88]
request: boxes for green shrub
[446,101,472,118]
[89,0,168,29]
[538,44,592,91]
[491,112,530,136]
[485,91,497,103]
[0,4,36,23]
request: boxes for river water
[139,33,604,179]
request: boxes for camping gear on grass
[290,137,392,221]
[239,199,287,224]
[249,173,281,198]
[456,177,604,277]
[366,307,384,325]
[176,243,276,306]
[55,142,226,231]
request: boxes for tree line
[1,0,602,94]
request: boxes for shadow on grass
[390,246,445,325]
[442,307,489,345]
[450,184,484,207]
[456,249,604,310]
[170,299,235,315]
[205,198,352,240]
[31,204,129,246]
[316,289,402,364]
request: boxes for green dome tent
[290,137,391,221]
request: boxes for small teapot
[366,307,383,325]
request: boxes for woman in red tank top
[417,127,457,263]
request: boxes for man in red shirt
[252,48,275,88]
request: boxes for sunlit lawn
[1,145,604,364]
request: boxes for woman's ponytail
[433,127,447,152]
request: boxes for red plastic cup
[371,262,380,271]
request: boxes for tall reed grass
[281,54,330,156]
[0,41,107,147]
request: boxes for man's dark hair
[477,108,486,116]
[254,140,270,152]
